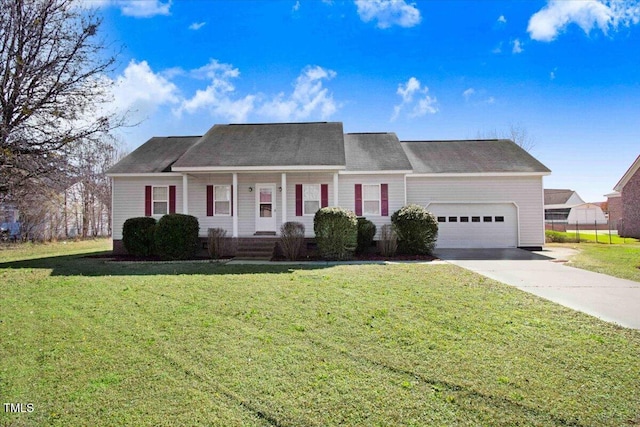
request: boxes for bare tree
[477,123,536,152]
[0,0,120,198]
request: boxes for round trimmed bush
[391,204,438,255]
[356,218,376,254]
[122,217,157,256]
[313,207,358,260]
[154,213,200,260]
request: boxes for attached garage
[427,202,519,248]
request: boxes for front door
[255,183,276,232]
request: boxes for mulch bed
[86,253,437,263]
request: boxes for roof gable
[344,133,412,171]
[544,189,584,206]
[172,122,346,169]
[107,136,201,174]
[614,154,640,192]
[400,139,551,174]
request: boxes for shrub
[313,207,358,260]
[279,222,305,261]
[379,224,398,257]
[356,218,376,254]
[545,230,580,243]
[154,214,200,260]
[122,217,157,256]
[391,204,438,255]
[207,228,228,259]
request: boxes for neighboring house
[107,122,551,253]
[611,155,640,238]
[544,189,585,222]
[604,191,622,230]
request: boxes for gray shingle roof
[400,139,551,174]
[107,136,201,174]
[172,122,346,169]
[544,189,576,205]
[344,133,413,171]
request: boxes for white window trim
[214,184,231,216]
[303,184,321,216]
[152,185,169,216]
[362,183,381,216]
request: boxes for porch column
[281,173,287,226]
[232,173,238,237]
[333,173,339,206]
[182,174,188,214]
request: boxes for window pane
[153,187,167,201]
[483,216,493,222]
[153,202,167,215]
[260,204,272,217]
[303,184,320,200]
[460,216,469,222]
[472,216,480,222]
[304,200,319,214]
[437,216,446,222]
[448,216,457,222]
[215,201,230,215]
[363,184,379,200]
[495,216,505,222]
[363,200,379,215]
[215,186,230,201]
[260,189,272,203]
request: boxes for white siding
[111,176,183,240]
[338,174,406,238]
[285,173,336,237]
[406,176,545,247]
[187,174,233,237]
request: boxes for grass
[546,229,639,245]
[1,239,640,426]
[561,243,640,282]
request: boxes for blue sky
[95,0,640,202]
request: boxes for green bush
[545,230,580,243]
[154,214,200,260]
[122,217,157,256]
[356,218,376,254]
[391,204,438,255]
[280,221,305,261]
[313,207,358,260]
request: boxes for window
[303,184,321,215]
[472,216,480,222]
[448,216,458,222]
[152,186,168,215]
[362,184,380,215]
[437,216,446,222]
[460,216,469,222]
[495,216,505,222]
[214,185,231,215]
[483,216,493,222]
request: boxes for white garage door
[428,203,518,248]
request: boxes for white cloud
[189,22,206,30]
[512,38,524,53]
[492,42,503,54]
[175,60,255,123]
[463,88,476,100]
[391,77,437,121]
[497,15,507,24]
[550,67,558,80]
[355,0,421,29]
[110,60,179,120]
[81,0,171,17]
[528,0,640,42]
[259,66,339,121]
[292,1,301,12]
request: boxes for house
[544,189,585,222]
[610,155,640,238]
[107,122,550,253]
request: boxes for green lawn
[1,240,639,426]
[546,229,639,245]
[563,243,640,282]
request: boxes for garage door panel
[429,203,517,248]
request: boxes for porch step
[235,238,277,260]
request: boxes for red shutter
[169,186,176,214]
[230,185,233,216]
[206,185,214,216]
[145,186,152,216]
[295,184,303,216]
[381,183,389,216]
[355,184,362,216]
[321,184,329,208]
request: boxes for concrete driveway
[435,248,640,330]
